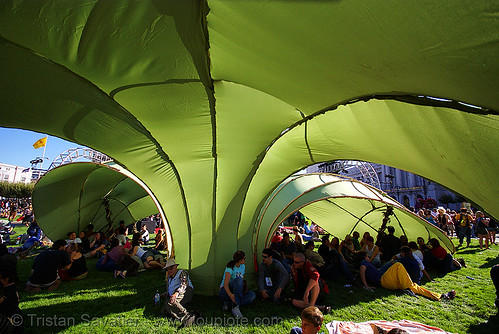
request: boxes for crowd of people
[1,205,499,331]
[417,207,497,250]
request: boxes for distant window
[3,175,9,180]
[5,167,10,171]
[21,177,26,182]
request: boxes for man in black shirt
[380,226,401,263]
[26,239,70,292]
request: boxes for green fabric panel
[1,1,498,294]
[215,81,301,228]
[241,101,498,255]
[0,0,205,94]
[208,0,499,113]
[32,163,159,241]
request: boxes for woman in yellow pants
[359,250,455,301]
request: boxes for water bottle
[154,290,160,306]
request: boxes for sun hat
[164,258,178,269]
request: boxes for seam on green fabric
[304,121,315,164]
[203,0,218,273]
[324,198,379,233]
[109,79,203,98]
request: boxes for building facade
[0,162,32,184]
[307,161,459,210]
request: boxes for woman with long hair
[219,250,255,318]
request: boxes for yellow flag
[33,136,47,149]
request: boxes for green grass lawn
[6,223,499,334]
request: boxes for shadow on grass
[479,256,499,269]
[468,313,499,334]
[16,254,461,333]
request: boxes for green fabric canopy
[32,162,165,247]
[255,173,454,260]
[0,1,498,293]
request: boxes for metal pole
[40,137,48,169]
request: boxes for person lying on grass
[129,233,165,269]
[289,306,323,334]
[358,250,455,301]
[102,238,139,279]
[26,239,70,293]
[291,253,331,314]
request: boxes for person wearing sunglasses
[291,253,330,314]
[258,248,289,303]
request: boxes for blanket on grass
[325,320,456,334]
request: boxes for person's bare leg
[48,279,61,291]
[308,283,320,306]
[291,284,320,309]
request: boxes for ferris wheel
[48,148,113,170]
[316,160,381,189]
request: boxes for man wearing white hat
[161,259,196,327]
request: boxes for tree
[0,181,34,198]
[438,194,455,207]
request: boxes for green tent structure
[254,173,454,260]
[0,1,498,293]
[32,162,167,249]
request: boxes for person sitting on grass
[0,265,23,334]
[258,248,289,303]
[102,238,139,279]
[219,250,255,319]
[396,242,432,282]
[84,232,107,258]
[291,253,330,314]
[339,235,355,264]
[139,224,150,245]
[358,251,455,301]
[161,259,196,328]
[0,244,18,284]
[304,241,325,274]
[59,243,88,281]
[26,239,70,292]
[425,238,463,275]
[66,231,82,245]
[279,232,298,266]
[359,236,381,267]
[154,229,168,251]
[129,233,165,269]
[289,306,323,334]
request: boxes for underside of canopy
[0,1,498,293]
[32,162,166,249]
[254,174,454,262]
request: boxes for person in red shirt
[427,238,463,274]
[271,230,283,244]
[291,253,330,313]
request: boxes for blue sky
[0,127,87,168]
